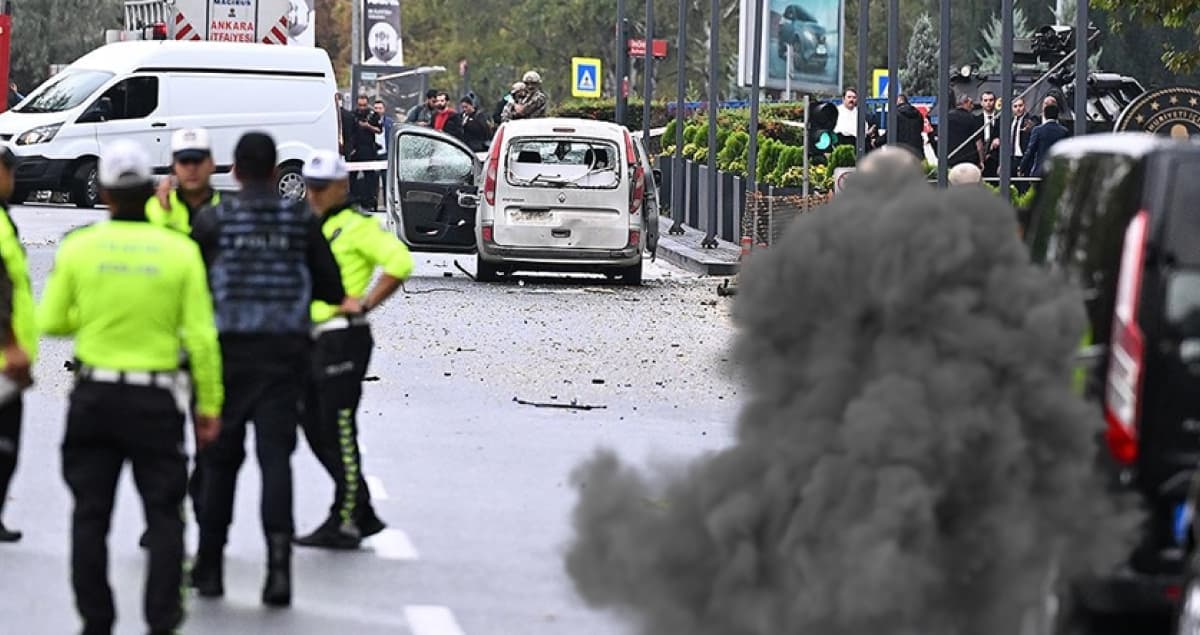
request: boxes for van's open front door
[386,126,481,253]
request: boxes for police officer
[0,146,34,543]
[294,150,413,549]
[189,132,347,606]
[37,139,223,635]
[147,127,220,233]
[137,128,221,550]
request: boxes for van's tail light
[481,223,494,244]
[628,229,640,248]
[1104,210,1149,467]
[623,130,644,216]
[484,127,505,207]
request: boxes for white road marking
[365,474,389,500]
[365,528,419,560]
[405,605,467,635]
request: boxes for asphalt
[0,204,743,635]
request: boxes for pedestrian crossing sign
[572,57,602,98]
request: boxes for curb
[655,235,740,277]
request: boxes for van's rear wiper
[529,173,568,186]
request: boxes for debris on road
[513,397,607,411]
[452,259,476,281]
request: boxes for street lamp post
[669,0,686,235]
[643,0,654,147]
[1000,0,1014,195]
[1075,0,1088,137]
[887,0,898,145]
[616,0,628,124]
[937,0,950,186]
[747,0,765,194]
[856,0,868,158]
[701,0,719,248]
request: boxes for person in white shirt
[834,87,860,141]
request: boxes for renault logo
[557,193,566,203]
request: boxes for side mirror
[79,97,112,123]
[652,168,662,187]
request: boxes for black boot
[262,533,292,607]
[358,509,386,539]
[294,516,361,550]
[189,533,224,598]
[0,520,21,543]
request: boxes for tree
[9,0,123,93]
[900,13,937,96]
[976,3,1034,73]
[1093,0,1200,72]
[315,0,352,87]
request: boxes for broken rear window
[505,138,622,190]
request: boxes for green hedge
[549,98,673,130]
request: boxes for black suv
[1023,133,1200,633]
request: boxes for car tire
[276,163,305,204]
[70,160,100,209]
[475,255,500,283]
[618,260,643,286]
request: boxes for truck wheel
[276,164,305,204]
[475,255,500,283]
[70,160,100,209]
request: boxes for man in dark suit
[1008,96,1039,174]
[945,92,980,168]
[977,91,1002,178]
[1019,103,1068,178]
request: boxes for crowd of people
[332,69,549,212]
[830,86,1071,184]
[0,127,415,634]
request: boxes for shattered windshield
[16,70,113,114]
[505,138,622,189]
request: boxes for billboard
[737,0,843,95]
[363,0,404,66]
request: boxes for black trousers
[195,342,306,541]
[301,325,375,528]
[62,382,185,634]
[351,171,379,211]
[0,395,22,520]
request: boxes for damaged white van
[386,118,658,285]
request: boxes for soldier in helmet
[510,70,547,120]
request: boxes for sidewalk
[654,215,740,277]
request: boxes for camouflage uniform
[513,87,548,119]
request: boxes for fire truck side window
[99,76,159,120]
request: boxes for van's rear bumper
[479,242,641,268]
[12,155,72,191]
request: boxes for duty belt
[311,314,369,338]
[76,365,180,391]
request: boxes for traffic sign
[628,38,669,59]
[872,69,896,98]
[572,57,602,98]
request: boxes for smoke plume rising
[565,174,1136,635]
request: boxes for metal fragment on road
[513,397,607,411]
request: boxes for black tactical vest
[207,192,312,335]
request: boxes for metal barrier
[741,190,832,248]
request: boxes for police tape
[343,126,668,174]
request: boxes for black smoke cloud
[565,174,1137,635]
